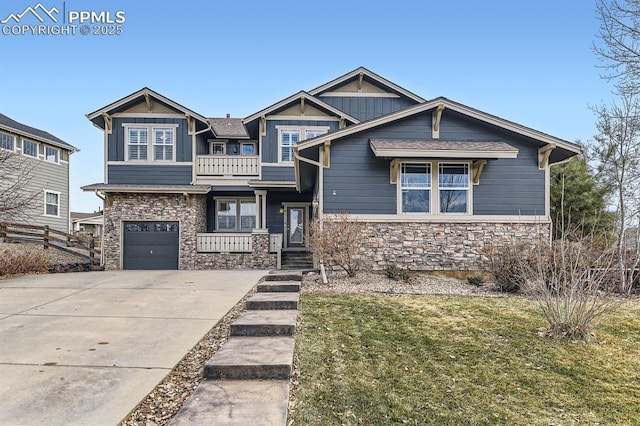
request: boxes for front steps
[281,251,314,270]
[170,273,301,425]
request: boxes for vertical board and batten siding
[108,117,191,162]
[319,97,415,122]
[107,117,192,185]
[439,110,545,215]
[195,135,242,156]
[24,156,70,233]
[323,110,546,216]
[261,120,339,164]
[265,191,312,235]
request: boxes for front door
[286,207,306,248]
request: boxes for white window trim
[399,162,432,214]
[45,146,60,164]
[22,139,39,158]
[0,131,16,152]
[240,142,257,156]
[209,139,227,155]
[152,127,176,162]
[214,197,257,232]
[396,160,472,215]
[438,163,471,214]
[276,125,329,164]
[123,123,179,163]
[43,190,61,218]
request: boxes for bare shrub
[0,149,38,223]
[483,241,532,292]
[520,235,620,341]
[0,243,49,276]
[308,214,364,277]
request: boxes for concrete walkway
[0,270,266,426]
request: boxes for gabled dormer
[243,91,359,186]
[308,67,425,121]
[86,88,210,186]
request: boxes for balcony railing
[196,155,260,176]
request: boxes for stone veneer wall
[103,193,206,270]
[103,193,276,270]
[359,221,550,271]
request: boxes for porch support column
[254,190,267,230]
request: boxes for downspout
[93,190,106,267]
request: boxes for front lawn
[290,293,640,425]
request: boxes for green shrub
[467,275,485,287]
[386,265,411,281]
[0,244,49,276]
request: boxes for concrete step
[246,292,299,310]
[169,380,289,425]
[231,310,297,337]
[257,281,300,293]
[204,337,294,380]
[264,272,303,281]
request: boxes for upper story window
[153,128,174,161]
[0,132,15,151]
[398,162,470,214]
[23,139,38,158]
[209,140,226,155]
[241,142,256,156]
[125,124,177,162]
[277,126,329,163]
[45,146,60,164]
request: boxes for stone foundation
[194,232,276,269]
[360,221,550,271]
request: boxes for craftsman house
[82,68,581,270]
[0,113,77,233]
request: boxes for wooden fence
[0,222,101,265]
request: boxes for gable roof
[209,116,250,139]
[297,97,582,162]
[0,113,78,152]
[308,67,426,103]
[86,87,209,129]
[243,91,360,124]
[369,140,519,159]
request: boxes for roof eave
[0,124,79,153]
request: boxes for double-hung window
[0,132,15,151]
[216,199,256,231]
[439,163,469,213]
[153,127,174,161]
[23,140,38,158]
[44,191,60,217]
[241,142,256,155]
[127,127,148,161]
[210,141,226,155]
[401,163,431,213]
[45,146,60,163]
[280,130,300,162]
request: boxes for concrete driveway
[0,270,267,426]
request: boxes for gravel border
[119,284,258,426]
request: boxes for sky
[0,0,617,213]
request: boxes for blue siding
[262,166,295,182]
[265,191,312,235]
[108,165,192,185]
[108,117,191,162]
[195,136,244,156]
[262,120,339,164]
[323,110,546,215]
[320,97,415,121]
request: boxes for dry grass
[0,243,49,276]
[290,293,640,425]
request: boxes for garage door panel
[123,221,179,270]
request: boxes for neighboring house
[71,211,103,235]
[82,67,581,271]
[0,113,78,233]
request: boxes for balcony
[196,155,260,178]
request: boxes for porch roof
[81,183,211,194]
[369,139,519,159]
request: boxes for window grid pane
[45,147,59,163]
[153,128,174,161]
[23,140,38,157]
[280,130,300,162]
[128,128,148,160]
[439,163,469,213]
[0,133,15,150]
[45,192,59,216]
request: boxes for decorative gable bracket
[102,113,113,134]
[432,104,445,139]
[472,160,487,185]
[538,144,556,169]
[390,159,400,184]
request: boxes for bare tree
[592,94,640,293]
[595,0,640,93]
[0,149,38,224]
